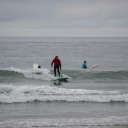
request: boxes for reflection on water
[53,81,62,86]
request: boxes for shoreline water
[0,102,128,127]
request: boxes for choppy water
[0,37,128,128]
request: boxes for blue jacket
[82,63,87,68]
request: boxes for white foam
[0,84,128,103]
[0,116,128,127]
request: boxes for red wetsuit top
[51,59,61,67]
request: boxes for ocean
[0,37,128,128]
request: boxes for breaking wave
[0,84,128,103]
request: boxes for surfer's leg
[54,67,56,77]
[57,67,60,76]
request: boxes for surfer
[51,56,61,77]
[82,60,87,69]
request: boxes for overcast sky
[0,0,128,37]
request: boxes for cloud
[0,0,128,37]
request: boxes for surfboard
[90,63,100,68]
[33,63,39,69]
[54,77,69,81]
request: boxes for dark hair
[55,56,58,59]
[38,65,41,68]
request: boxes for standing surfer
[51,56,61,77]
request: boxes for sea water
[0,37,128,128]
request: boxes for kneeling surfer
[82,60,87,69]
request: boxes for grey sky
[0,0,128,37]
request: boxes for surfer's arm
[84,63,87,68]
[60,63,61,70]
[51,61,53,68]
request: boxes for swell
[62,70,128,82]
[0,68,128,80]
[0,69,24,83]
[0,67,52,82]
[0,69,23,77]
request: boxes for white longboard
[33,63,39,69]
[90,63,100,68]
